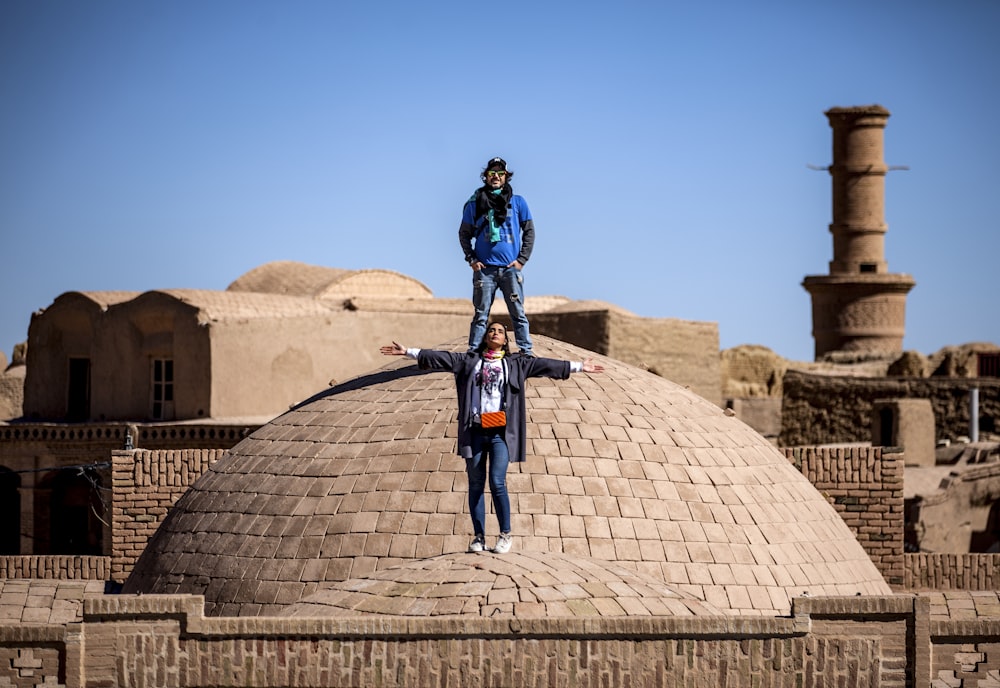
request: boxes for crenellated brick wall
[1,593,919,688]
[111,448,225,582]
[784,446,905,586]
[904,553,1000,591]
[0,555,110,580]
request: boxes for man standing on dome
[459,157,535,357]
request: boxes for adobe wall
[785,446,905,586]
[529,310,721,405]
[207,308,470,418]
[0,368,23,420]
[780,371,1000,446]
[910,462,1000,554]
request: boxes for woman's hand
[380,342,406,356]
[581,358,604,374]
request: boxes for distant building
[803,105,915,360]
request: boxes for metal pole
[970,387,980,443]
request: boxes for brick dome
[124,336,891,616]
[283,552,721,618]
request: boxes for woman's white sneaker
[469,535,486,553]
[493,532,513,554]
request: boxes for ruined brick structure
[803,105,915,359]
[780,371,1000,446]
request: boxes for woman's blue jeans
[467,428,511,535]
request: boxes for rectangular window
[859,263,877,273]
[151,358,174,420]
[979,352,1000,378]
[67,358,91,421]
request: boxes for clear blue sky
[2,1,997,364]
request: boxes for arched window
[0,467,19,554]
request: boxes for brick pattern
[924,591,1000,621]
[0,422,251,447]
[906,554,1000,591]
[5,588,1000,687]
[932,642,1000,688]
[111,448,225,581]
[0,646,64,688]
[284,551,720,618]
[124,337,890,617]
[0,593,911,688]
[785,446,905,586]
[0,579,104,624]
[0,556,109,580]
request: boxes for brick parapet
[8,591,1000,687]
[111,448,224,582]
[0,555,110,580]
[785,446,905,586]
[1,592,942,688]
[904,553,1000,591]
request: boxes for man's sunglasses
[486,170,507,178]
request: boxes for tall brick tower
[802,105,915,360]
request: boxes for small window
[859,263,877,273]
[67,357,91,421]
[879,407,895,447]
[979,352,1000,378]
[151,358,174,420]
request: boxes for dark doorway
[0,467,19,554]
[879,407,894,447]
[49,468,104,555]
[67,357,91,421]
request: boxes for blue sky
[1,1,997,364]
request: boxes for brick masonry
[111,448,225,581]
[905,554,1000,591]
[784,446,905,586]
[0,555,109,580]
[12,591,1000,687]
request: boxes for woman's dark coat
[416,350,571,463]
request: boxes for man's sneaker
[493,532,513,554]
[468,534,486,553]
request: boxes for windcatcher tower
[803,105,915,360]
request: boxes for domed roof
[283,552,720,618]
[226,261,433,300]
[124,336,891,617]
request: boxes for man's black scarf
[474,183,513,229]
